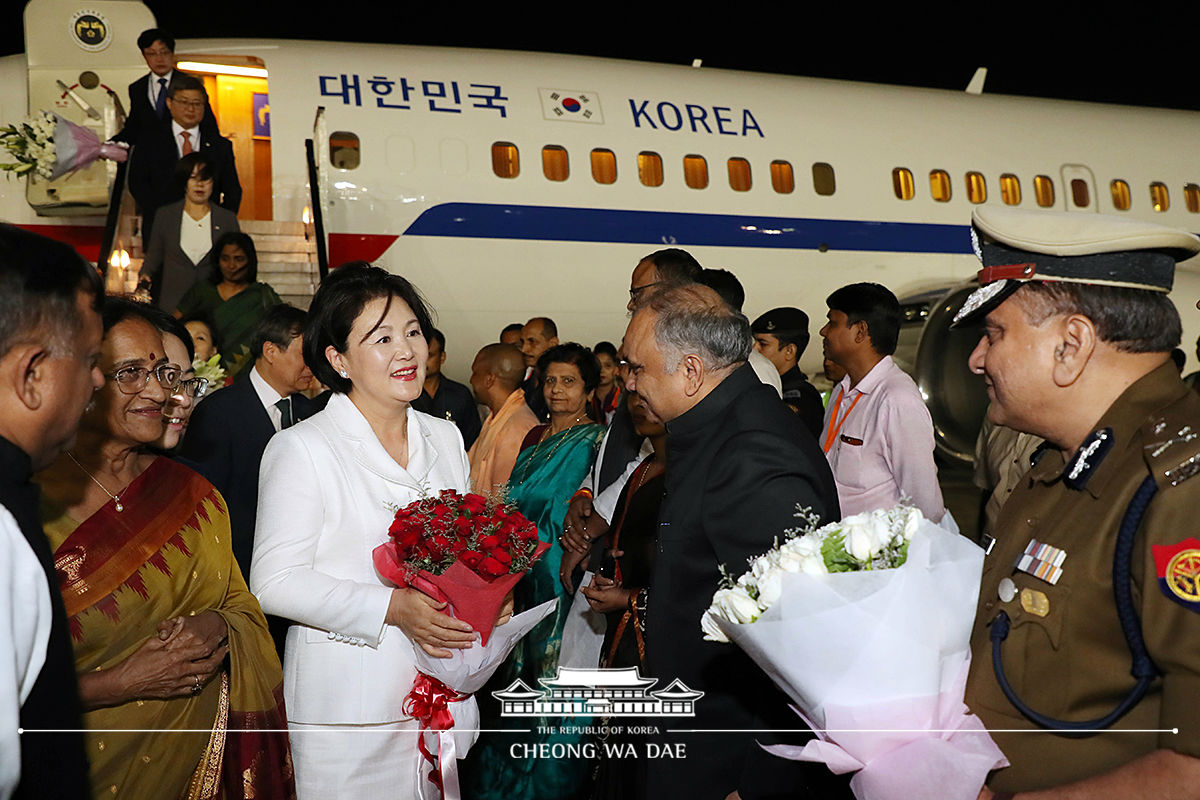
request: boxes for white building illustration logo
[493,666,703,717]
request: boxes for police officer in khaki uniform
[953,206,1200,798]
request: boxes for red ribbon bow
[404,673,468,797]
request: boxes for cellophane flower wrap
[372,489,555,800]
[701,504,1007,800]
[0,110,126,180]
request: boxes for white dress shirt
[0,505,51,798]
[249,364,288,433]
[170,119,201,158]
[146,69,173,109]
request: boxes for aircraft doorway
[179,54,272,221]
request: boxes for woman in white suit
[138,152,239,313]
[250,263,482,797]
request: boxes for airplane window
[542,145,569,182]
[329,131,360,170]
[892,168,914,200]
[492,142,519,178]
[929,170,951,202]
[1110,180,1131,210]
[1034,175,1055,207]
[1150,182,1170,212]
[591,149,617,184]
[812,163,836,196]
[1070,179,1090,208]
[965,172,987,204]
[684,155,708,189]
[770,160,794,194]
[728,158,751,192]
[638,152,663,187]
[1186,184,1200,213]
[1000,174,1021,205]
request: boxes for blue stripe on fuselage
[401,202,973,253]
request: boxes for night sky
[6,3,1199,113]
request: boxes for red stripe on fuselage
[17,224,104,263]
[328,233,399,267]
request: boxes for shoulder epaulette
[1142,393,1200,488]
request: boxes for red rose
[461,493,488,515]
[478,556,507,579]
[491,549,512,566]
[460,550,484,569]
[479,534,500,549]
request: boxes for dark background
[6,3,1199,112]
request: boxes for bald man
[519,316,558,421]
[467,343,540,494]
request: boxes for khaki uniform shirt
[965,361,1200,792]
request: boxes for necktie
[275,398,293,430]
[154,77,167,118]
[180,131,193,155]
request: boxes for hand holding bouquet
[702,505,1007,800]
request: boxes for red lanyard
[822,387,863,453]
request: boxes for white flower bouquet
[702,505,1007,800]
[0,110,126,181]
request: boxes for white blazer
[249,392,469,725]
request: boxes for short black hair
[250,304,306,359]
[167,73,205,98]
[210,232,258,284]
[173,152,214,191]
[428,327,446,352]
[537,342,601,393]
[826,282,901,356]
[1015,282,1181,354]
[0,224,103,360]
[699,268,745,312]
[593,341,617,360]
[501,322,523,340]
[101,296,161,335]
[180,313,221,355]
[304,262,434,394]
[137,28,174,52]
[645,248,702,285]
[125,301,195,362]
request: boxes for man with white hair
[623,283,844,800]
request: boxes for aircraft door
[1060,164,1098,212]
[305,106,331,275]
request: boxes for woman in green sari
[466,343,604,800]
[175,232,280,378]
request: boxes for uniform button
[327,631,336,640]
[984,600,995,611]
[998,577,1017,603]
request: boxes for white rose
[800,552,828,575]
[712,586,761,624]
[756,568,782,609]
[700,608,729,642]
[788,534,822,559]
[776,548,804,573]
[901,506,921,540]
[750,551,778,582]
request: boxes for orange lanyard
[822,387,863,453]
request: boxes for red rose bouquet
[372,489,557,799]
[372,489,549,645]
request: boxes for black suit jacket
[113,71,219,147]
[129,123,241,241]
[178,375,317,575]
[646,364,846,800]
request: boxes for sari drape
[43,457,294,800]
[175,281,281,377]
[463,423,603,800]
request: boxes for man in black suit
[411,327,482,448]
[0,225,98,799]
[128,74,241,242]
[622,283,848,800]
[179,305,315,577]
[113,28,218,147]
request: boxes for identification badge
[1014,538,1066,585]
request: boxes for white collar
[250,363,286,412]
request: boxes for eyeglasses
[628,282,661,302]
[107,363,182,394]
[171,99,204,109]
[177,377,209,399]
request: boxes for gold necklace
[67,452,129,513]
[514,415,587,485]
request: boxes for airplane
[6,0,1200,464]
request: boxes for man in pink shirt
[467,343,539,495]
[819,282,945,521]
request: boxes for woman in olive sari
[37,299,293,800]
[465,343,604,800]
[175,232,280,378]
